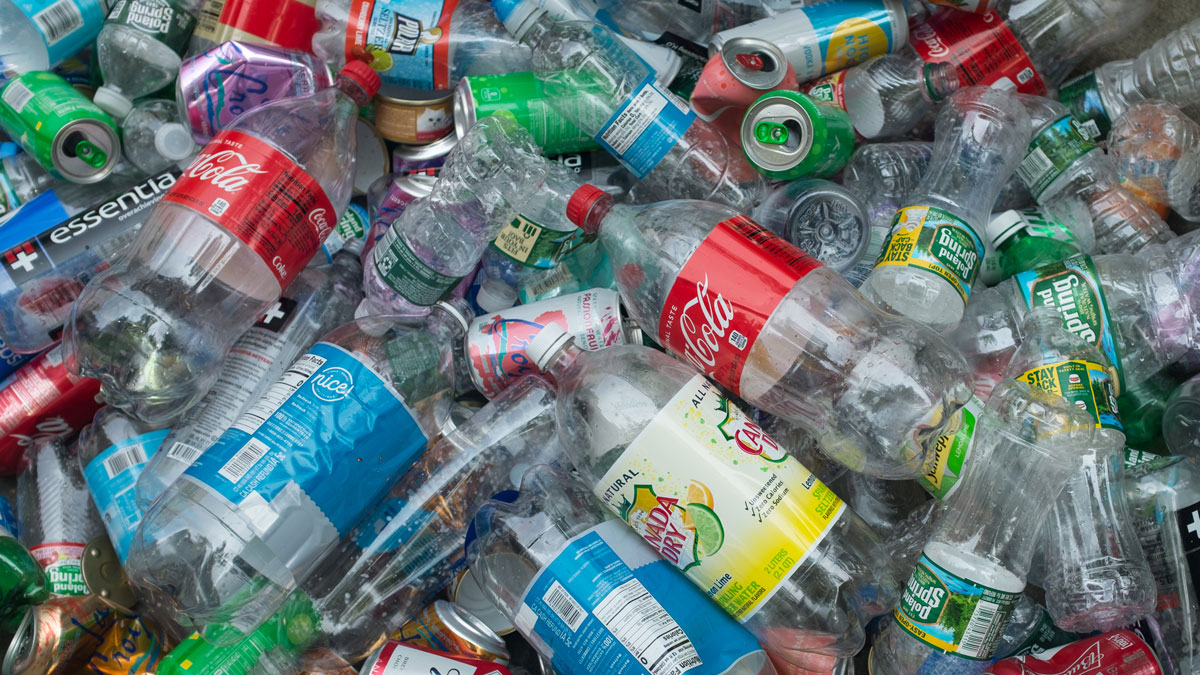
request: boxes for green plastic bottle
[987,208,1081,281]
[0,525,50,632]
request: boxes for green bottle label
[1057,70,1112,140]
[1010,606,1080,656]
[491,214,581,269]
[463,72,602,156]
[104,0,196,54]
[1017,359,1122,431]
[372,225,463,307]
[1016,114,1098,199]
[919,395,983,500]
[157,593,318,675]
[875,206,984,304]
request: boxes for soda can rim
[741,92,816,178]
[719,37,788,91]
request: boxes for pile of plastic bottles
[1,0,1200,672]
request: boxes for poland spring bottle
[563,183,973,479]
[526,324,901,662]
[64,62,380,425]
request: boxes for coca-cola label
[162,131,335,288]
[985,630,1162,675]
[909,11,1046,96]
[657,216,820,393]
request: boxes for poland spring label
[373,225,463,306]
[918,396,984,500]
[104,0,196,54]
[875,206,983,303]
[1016,359,1121,431]
[1016,115,1098,199]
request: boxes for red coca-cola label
[909,11,1046,95]
[658,216,820,392]
[0,346,101,474]
[985,630,1161,675]
[193,0,320,52]
[162,131,336,288]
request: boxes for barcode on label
[543,581,586,631]
[958,599,1000,657]
[103,444,148,480]
[1016,147,1054,188]
[218,438,271,483]
[33,0,83,45]
[166,441,203,463]
[1079,119,1101,140]
[524,264,575,300]
[232,353,327,435]
[2,81,34,114]
[195,0,224,36]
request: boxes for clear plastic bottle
[0,151,53,220]
[359,113,549,319]
[1059,18,1200,140]
[64,63,379,426]
[564,184,973,479]
[986,209,1080,281]
[1109,101,1200,225]
[121,99,198,176]
[93,0,204,120]
[871,377,1093,673]
[133,247,364,511]
[469,464,779,675]
[861,87,1031,331]
[1015,95,1171,254]
[0,0,107,77]
[589,0,769,43]
[526,324,901,662]
[494,3,765,211]
[125,304,466,643]
[1163,374,1200,456]
[1005,309,1154,633]
[752,179,871,281]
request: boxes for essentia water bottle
[64,62,380,426]
[124,302,469,642]
[524,325,900,663]
[92,0,204,120]
[492,0,765,212]
[561,183,973,480]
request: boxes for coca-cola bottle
[562,184,972,479]
[63,62,381,425]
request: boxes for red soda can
[985,630,1162,675]
[691,37,797,141]
[361,641,511,675]
[0,345,101,473]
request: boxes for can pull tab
[735,52,765,71]
[754,120,790,145]
[73,139,107,168]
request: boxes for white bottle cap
[154,123,196,161]
[987,210,1027,248]
[434,298,471,333]
[93,86,133,121]
[476,278,517,313]
[526,322,572,370]
[501,1,547,41]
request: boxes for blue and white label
[183,342,429,539]
[0,495,18,538]
[82,429,168,561]
[595,73,694,179]
[11,0,107,66]
[517,519,763,675]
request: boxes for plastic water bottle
[64,62,380,426]
[121,99,198,176]
[92,0,204,120]
[1109,100,1200,224]
[525,323,900,663]
[861,87,1031,331]
[0,150,53,219]
[985,208,1080,281]
[589,0,769,43]
[1163,374,1200,456]
[0,0,107,76]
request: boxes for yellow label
[825,18,889,73]
[595,375,844,621]
[874,206,984,304]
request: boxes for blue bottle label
[82,429,168,561]
[595,72,695,179]
[346,0,455,90]
[0,495,18,538]
[518,519,764,675]
[11,0,107,66]
[184,342,429,538]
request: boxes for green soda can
[741,90,855,180]
[454,71,601,156]
[0,72,120,184]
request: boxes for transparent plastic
[0,151,53,215]
[1005,309,1153,633]
[1107,101,1197,220]
[469,464,778,675]
[122,99,199,176]
[64,73,366,425]
[591,0,769,43]
[534,337,900,662]
[16,437,104,556]
[578,194,972,479]
[0,0,68,76]
[133,251,363,511]
[872,379,1093,673]
[1163,374,1200,456]
[94,0,203,119]
[124,309,461,643]
[359,114,549,318]
[861,87,1031,331]
[1084,18,1200,126]
[752,179,870,279]
[517,16,764,211]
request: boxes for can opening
[735,51,777,74]
[754,119,804,152]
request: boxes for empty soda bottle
[563,182,972,479]
[92,0,203,120]
[121,99,198,176]
[134,241,363,510]
[1109,101,1200,224]
[125,303,466,641]
[65,62,380,425]
[1060,17,1200,139]
[526,324,900,662]
[861,87,1030,330]
[752,179,872,281]
[358,113,549,319]
[493,2,765,211]
[469,464,780,675]
[1006,309,1154,633]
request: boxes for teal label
[1016,115,1098,199]
[82,429,168,561]
[11,0,107,65]
[1057,70,1112,139]
[104,0,196,54]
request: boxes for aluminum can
[361,642,511,675]
[391,600,509,664]
[692,37,796,120]
[455,73,600,156]
[741,90,855,180]
[1,594,117,675]
[374,85,454,145]
[985,630,1162,675]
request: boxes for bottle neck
[581,196,615,237]
[336,77,374,108]
[541,340,584,386]
[517,12,554,46]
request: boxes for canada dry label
[595,375,844,621]
[1014,255,1123,389]
[908,10,1045,95]
[104,0,196,55]
[1016,359,1122,431]
[875,206,983,304]
[895,553,1019,660]
[658,215,821,392]
[918,395,983,500]
[162,131,335,287]
[1016,115,1098,199]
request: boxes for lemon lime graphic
[367,47,393,72]
[681,480,714,529]
[687,503,724,557]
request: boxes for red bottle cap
[340,61,382,99]
[566,185,608,233]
